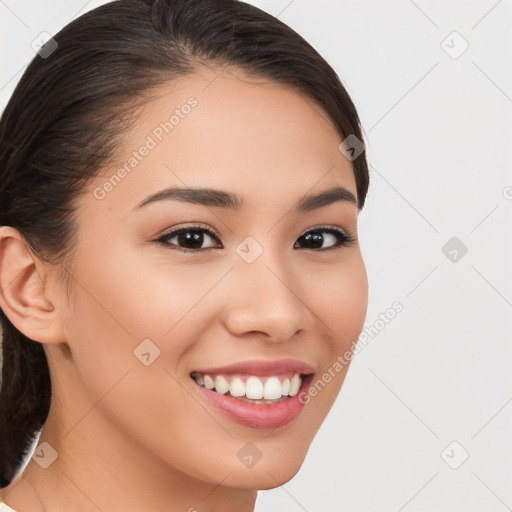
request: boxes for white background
[1,1,511,511]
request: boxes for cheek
[59,261,221,476]
[67,245,204,343]
[307,252,368,350]
[290,253,367,415]
[61,246,226,405]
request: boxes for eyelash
[154,223,357,253]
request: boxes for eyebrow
[134,185,357,213]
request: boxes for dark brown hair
[0,0,369,487]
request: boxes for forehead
[86,67,357,213]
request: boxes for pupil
[303,232,323,248]
[180,231,203,249]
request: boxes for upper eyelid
[298,224,350,237]
[159,223,221,238]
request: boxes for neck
[3,407,257,512]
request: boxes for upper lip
[192,358,315,377]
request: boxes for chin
[224,455,306,490]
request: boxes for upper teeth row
[192,372,302,400]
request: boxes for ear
[0,226,66,344]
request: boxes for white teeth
[203,375,215,390]
[245,376,264,399]
[263,376,283,400]
[192,372,304,400]
[214,375,230,395]
[289,374,301,396]
[230,377,245,397]
[281,378,290,396]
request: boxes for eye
[155,224,222,253]
[294,226,357,252]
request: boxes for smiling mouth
[190,371,311,404]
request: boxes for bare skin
[0,67,368,511]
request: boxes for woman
[0,0,370,509]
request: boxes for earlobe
[0,226,65,344]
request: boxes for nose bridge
[223,241,309,340]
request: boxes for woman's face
[49,67,368,490]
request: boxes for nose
[221,253,312,343]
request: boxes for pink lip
[192,358,315,377]
[190,359,315,430]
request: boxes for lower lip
[193,375,313,430]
